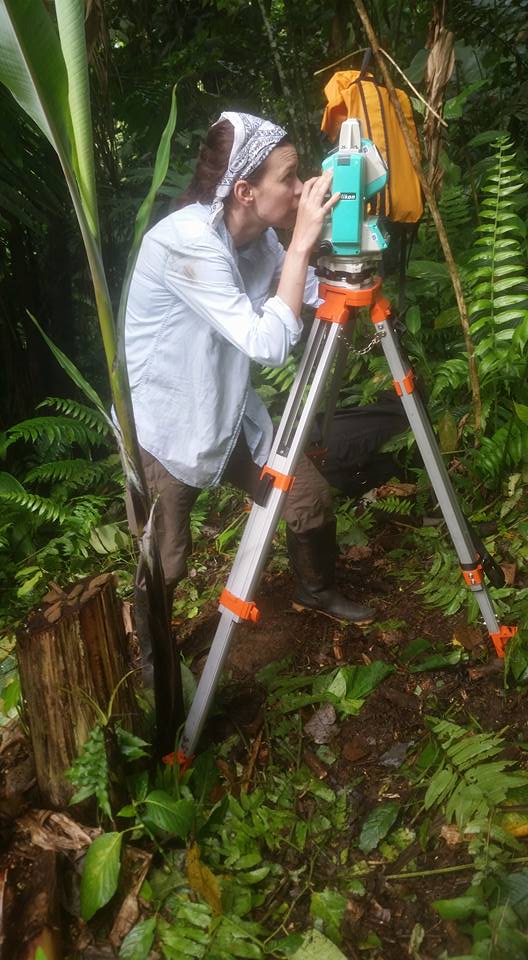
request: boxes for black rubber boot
[286,521,375,625]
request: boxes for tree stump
[17,573,141,809]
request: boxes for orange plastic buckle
[462,565,483,587]
[489,625,517,659]
[392,369,415,396]
[315,277,382,324]
[219,588,260,623]
[370,295,392,325]
[162,749,193,773]
[260,465,295,492]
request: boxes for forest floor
[2,526,527,959]
[164,527,527,960]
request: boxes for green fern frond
[467,137,528,380]
[475,422,527,481]
[374,496,414,516]
[7,415,105,449]
[24,458,116,488]
[38,397,111,437]
[430,358,469,401]
[66,723,111,818]
[416,539,469,618]
[0,488,68,523]
[423,718,528,827]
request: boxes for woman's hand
[290,169,340,255]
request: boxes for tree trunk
[17,573,140,810]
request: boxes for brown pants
[132,434,333,591]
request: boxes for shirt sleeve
[164,237,302,367]
[272,238,322,308]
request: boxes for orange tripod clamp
[219,588,260,623]
[316,277,384,324]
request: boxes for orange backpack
[321,69,423,224]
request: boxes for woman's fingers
[323,190,341,213]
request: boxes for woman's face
[250,144,303,230]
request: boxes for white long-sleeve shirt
[125,202,319,488]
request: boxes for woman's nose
[294,176,303,198]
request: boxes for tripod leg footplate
[489,625,517,658]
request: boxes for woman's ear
[231,179,254,208]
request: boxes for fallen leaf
[501,811,528,837]
[441,823,463,846]
[302,748,329,780]
[304,704,338,744]
[451,624,483,651]
[379,627,403,647]
[342,736,371,763]
[109,847,152,946]
[501,563,517,586]
[374,482,416,499]
[345,546,373,562]
[379,742,413,769]
[186,842,222,915]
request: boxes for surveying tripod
[180,261,516,758]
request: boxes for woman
[126,111,374,677]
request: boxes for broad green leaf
[119,917,157,960]
[358,801,400,854]
[0,471,25,493]
[438,411,458,453]
[140,791,195,838]
[467,129,508,147]
[405,305,421,334]
[407,259,449,280]
[514,403,528,426]
[16,569,44,597]
[266,933,304,956]
[90,522,130,554]
[443,79,487,119]
[499,871,528,924]
[409,649,464,672]
[310,888,347,945]
[115,725,150,761]
[0,0,71,153]
[433,894,485,920]
[2,677,20,713]
[80,831,123,921]
[313,662,393,712]
[434,307,459,329]
[290,929,347,959]
[55,0,98,236]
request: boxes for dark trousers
[130,433,333,592]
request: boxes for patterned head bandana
[209,111,287,225]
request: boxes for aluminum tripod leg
[372,306,502,637]
[181,314,349,756]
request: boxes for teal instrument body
[321,119,388,257]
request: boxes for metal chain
[345,329,385,357]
